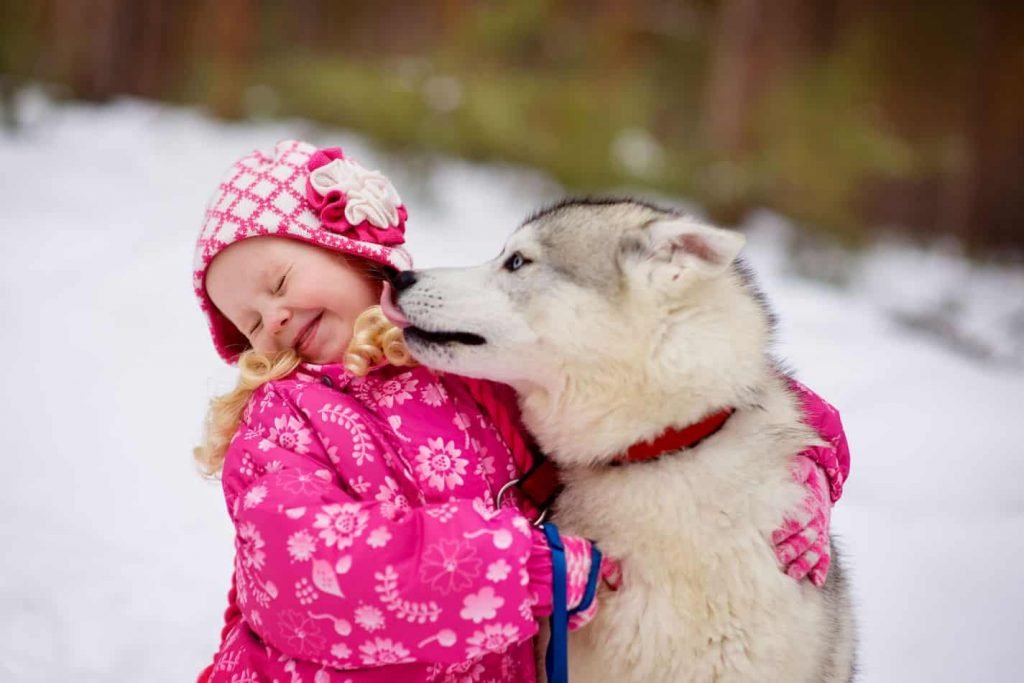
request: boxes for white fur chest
[549,413,828,683]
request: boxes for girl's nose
[266,305,291,335]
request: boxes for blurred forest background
[2,0,1022,255]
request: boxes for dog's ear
[629,216,746,277]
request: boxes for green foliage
[258,43,921,244]
[754,34,916,240]
[259,55,665,192]
[456,0,556,66]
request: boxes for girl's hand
[771,378,851,587]
[773,454,832,586]
[562,536,622,630]
[530,532,622,631]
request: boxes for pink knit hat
[193,139,413,363]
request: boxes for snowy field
[1,96,1022,682]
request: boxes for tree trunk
[961,2,1024,251]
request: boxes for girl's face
[206,236,380,364]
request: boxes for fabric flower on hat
[305,148,407,245]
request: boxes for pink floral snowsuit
[202,362,555,683]
[199,361,850,683]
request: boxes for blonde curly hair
[194,305,416,477]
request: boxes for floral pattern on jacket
[203,362,545,683]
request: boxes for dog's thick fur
[393,199,855,682]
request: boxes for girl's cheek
[250,334,273,355]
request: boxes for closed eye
[273,270,288,294]
[250,268,288,335]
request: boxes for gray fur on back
[819,540,858,681]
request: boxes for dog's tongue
[379,281,411,329]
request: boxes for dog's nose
[393,270,418,293]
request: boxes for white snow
[1,95,1021,681]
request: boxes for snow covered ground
[1,96,1021,681]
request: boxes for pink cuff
[527,527,554,618]
[788,378,851,503]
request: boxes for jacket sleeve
[221,384,549,670]
[459,377,536,476]
[788,379,851,503]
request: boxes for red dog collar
[614,407,735,464]
[503,407,735,523]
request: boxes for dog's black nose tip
[393,270,418,293]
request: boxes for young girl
[193,141,849,682]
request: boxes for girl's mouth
[295,313,323,356]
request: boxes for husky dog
[386,199,855,682]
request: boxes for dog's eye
[503,252,531,272]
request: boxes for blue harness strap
[542,523,604,683]
[542,523,569,683]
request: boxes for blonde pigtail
[344,305,417,376]
[193,349,301,477]
[195,306,415,477]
